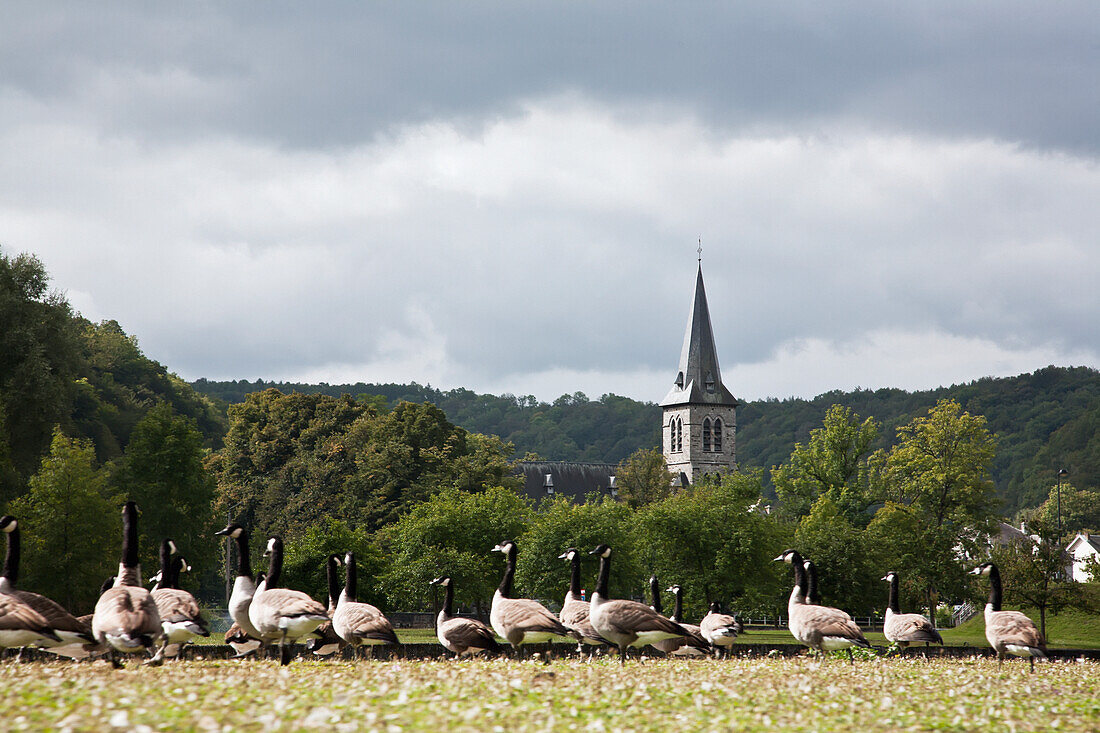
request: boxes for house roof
[516,461,617,503]
[660,265,738,408]
[1067,533,1100,555]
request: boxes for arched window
[702,417,712,451]
[713,418,723,452]
[675,417,683,452]
[669,416,681,453]
[675,371,684,389]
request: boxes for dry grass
[0,655,1096,731]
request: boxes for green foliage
[115,403,218,595]
[1026,483,1100,539]
[635,470,788,620]
[281,518,383,609]
[772,405,879,523]
[6,429,118,612]
[795,497,878,615]
[377,486,532,614]
[615,447,673,508]
[516,495,640,603]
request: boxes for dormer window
[705,372,715,393]
[543,473,554,495]
[675,371,684,389]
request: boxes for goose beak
[968,566,982,575]
[881,575,890,582]
[214,528,230,537]
[557,551,569,560]
[772,554,785,562]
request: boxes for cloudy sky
[2,2,1098,403]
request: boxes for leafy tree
[377,486,532,617]
[863,502,959,617]
[869,398,998,616]
[116,402,218,595]
[772,405,879,523]
[6,429,118,612]
[1027,483,1100,540]
[281,518,384,609]
[795,497,878,615]
[615,447,673,508]
[989,522,1077,639]
[635,470,787,620]
[516,495,640,603]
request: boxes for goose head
[430,576,452,587]
[773,549,802,564]
[588,544,611,559]
[0,516,16,533]
[881,571,897,583]
[970,562,994,576]
[709,601,723,613]
[491,540,517,559]
[557,548,578,561]
[215,523,245,539]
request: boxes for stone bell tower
[660,263,738,484]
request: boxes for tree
[989,521,1076,639]
[615,448,673,508]
[281,518,384,609]
[869,398,998,617]
[516,495,641,603]
[635,470,788,620]
[795,497,878,615]
[772,405,879,523]
[117,403,218,596]
[377,486,532,617]
[1027,483,1100,540]
[7,429,118,612]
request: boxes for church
[518,263,738,501]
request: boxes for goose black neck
[594,554,611,598]
[672,588,684,620]
[166,557,183,590]
[234,532,252,578]
[159,540,172,581]
[805,563,818,604]
[442,581,454,617]
[326,557,341,606]
[987,564,1002,612]
[265,539,283,588]
[121,503,139,569]
[650,577,662,614]
[2,523,19,585]
[344,554,358,600]
[887,574,900,613]
[498,549,516,597]
[568,554,582,597]
[788,551,806,595]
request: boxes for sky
[2,2,1098,403]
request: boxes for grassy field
[1,656,1097,731]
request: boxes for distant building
[1066,533,1100,582]
[516,461,617,503]
[660,264,739,484]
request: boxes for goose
[588,544,696,665]
[774,549,869,663]
[224,570,264,657]
[332,551,400,658]
[214,523,263,645]
[557,548,609,649]
[970,562,1046,671]
[430,576,500,657]
[700,601,742,657]
[881,571,942,652]
[248,536,329,666]
[0,515,92,655]
[305,554,345,657]
[91,502,163,667]
[490,540,577,658]
[659,584,710,657]
[150,541,209,658]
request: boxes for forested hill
[191,365,1100,514]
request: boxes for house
[1065,533,1100,582]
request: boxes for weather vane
[697,238,702,264]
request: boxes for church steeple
[661,262,738,484]
[660,264,737,408]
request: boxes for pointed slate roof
[660,265,738,407]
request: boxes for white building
[1065,533,1100,582]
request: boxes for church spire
[660,263,738,408]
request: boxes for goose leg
[1029,657,1035,673]
[847,648,854,665]
[619,644,627,666]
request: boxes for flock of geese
[0,504,1049,671]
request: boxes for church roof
[660,265,738,407]
[516,461,617,503]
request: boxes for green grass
[1,656,1096,730]
[942,607,1100,650]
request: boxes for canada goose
[660,584,710,657]
[588,544,696,665]
[305,554,345,657]
[225,622,262,658]
[881,571,942,652]
[0,515,93,654]
[92,502,163,667]
[700,601,741,657]
[430,576,500,657]
[150,540,210,658]
[557,548,609,648]
[774,549,869,663]
[490,540,577,657]
[332,551,400,658]
[214,523,263,644]
[248,536,329,666]
[970,562,1046,671]
[803,560,819,605]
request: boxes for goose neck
[987,564,1002,612]
[650,578,663,615]
[2,522,19,586]
[441,581,454,618]
[672,588,683,622]
[568,554,582,597]
[265,540,283,588]
[887,575,900,613]
[498,550,516,598]
[594,553,610,600]
[326,559,341,608]
[344,555,358,601]
[234,532,252,578]
[121,505,139,570]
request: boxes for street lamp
[1057,468,1069,537]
